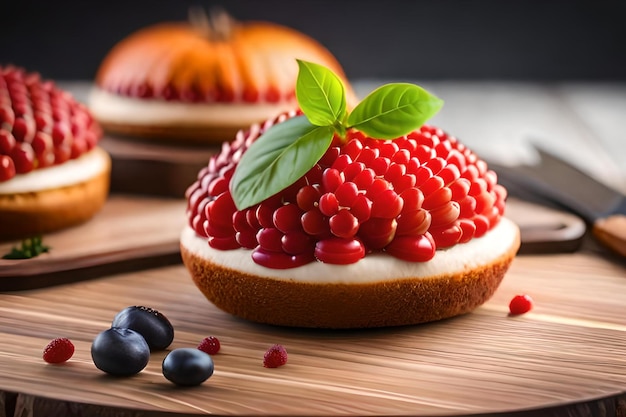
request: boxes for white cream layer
[180,217,519,284]
[0,147,110,194]
[88,88,297,127]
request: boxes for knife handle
[592,214,626,258]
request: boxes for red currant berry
[273,203,303,233]
[315,238,365,264]
[396,209,431,236]
[386,233,436,262]
[282,231,314,255]
[431,223,463,248]
[509,294,533,315]
[252,248,313,269]
[10,142,34,174]
[322,167,344,192]
[296,184,321,211]
[206,192,237,229]
[198,336,221,355]
[358,218,397,249]
[329,209,359,239]
[263,344,288,368]
[0,128,16,153]
[370,189,403,219]
[0,155,16,181]
[319,192,339,216]
[43,337,75,364]
[257,227,284,252]
[429,201,461,228]
[350,194,372,222]
[31,131,53,156]
[301,209,330,237]
[208,235,240,250]
[334,182,358,207]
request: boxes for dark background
[2,0,625,82]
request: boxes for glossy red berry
[329,209,359,238]
[314,237,365,264]
[198,336,221,355]
[43,337,75,364]
[0,155,15,181]
[0,129,16,153]
[263,344,288,368]
[509,294,533,315]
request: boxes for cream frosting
[0,147,110,194]
[88,88,298,127]
[180,217,519,284]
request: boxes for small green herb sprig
[2,236,50,259]
[230,59,444,210]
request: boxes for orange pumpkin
[89,10,354,144]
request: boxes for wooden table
[0,81,625,416]
[1,244,625,416]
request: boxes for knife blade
[490,145,626,257]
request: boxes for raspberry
[263,344,288,368]
[43,337,75,364]
[198,336,221,355]
[0,65,102,182]
[509,294,533,315]
[185,111,507,269]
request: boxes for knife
[490,145,626,258]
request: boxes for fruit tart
[180,61,520,328]
[89,9,354,145]
[0,65,110,241]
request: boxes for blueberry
[111,306,174,351]
[162,348,214,386]
[91,328,150,376]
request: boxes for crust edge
[180,226,520,329]
[0,151,111,241]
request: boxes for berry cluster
[91,305,216,386]
[101,79,290,104]
[43,305,286,385]
[186,111,506,269]
[0,66,102,182]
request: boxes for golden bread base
[180,227,520,329]
[0,152,111,241]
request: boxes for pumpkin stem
[188,6,235,41]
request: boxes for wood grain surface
[0,81,619,416]
[0,247,625,416]
[0,196,186,290]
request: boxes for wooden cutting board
[0,195,186,291]
[99,135,219,198]
[0,252,624,416]
[0,196,585,292]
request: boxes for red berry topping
[197,336,221,355]
[263,344,288,368]
[0,65,102,182]
[186,111,507,268]
[509,294,533,315]
[43,337,75,364]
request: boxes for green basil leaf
[346,83,443,139]
[296,59,347,127]
[230,116,335,210]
